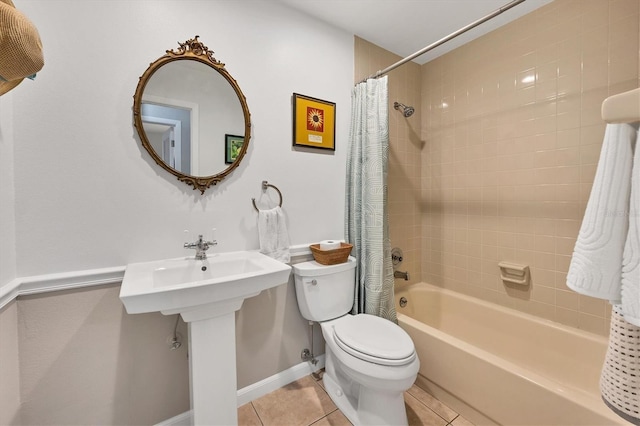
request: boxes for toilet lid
[332,314,416,366]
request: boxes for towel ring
[252,180,283,212]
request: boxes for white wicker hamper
[600,306,640,425]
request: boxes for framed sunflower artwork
[292,93,336,150]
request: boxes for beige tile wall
[421,0,639,335]
[354,0,639,335]
[354,37,423,287]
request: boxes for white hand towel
[258,206,290,263]
[567,123,639,326]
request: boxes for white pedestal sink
[119,251,291,425]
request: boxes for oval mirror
[133,36,251,193]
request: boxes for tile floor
[238,373,474,426]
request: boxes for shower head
[393,102,415,118]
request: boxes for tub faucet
[184,234,217,260]
[394,270,410,281]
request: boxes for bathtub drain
[399,297,407,308]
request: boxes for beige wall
[421,0,639,335]
[0,301,21,425]
[354,37,423,286]
[0,274,314,425]
[236,263,322,389]
[11,285,190,425]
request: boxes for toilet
[293,257,419,425]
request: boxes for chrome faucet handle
[198,234,217,248]
[184,234,217,259]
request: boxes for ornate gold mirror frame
[133,36,251,193]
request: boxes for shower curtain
[345,76,397,323]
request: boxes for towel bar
[601,88,640,124]
[252,180,283,212]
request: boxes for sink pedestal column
[119,251,292,426]
[177,297,250,425]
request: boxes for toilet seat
[332,314,416,366]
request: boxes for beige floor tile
[252,376,337,426]
[404,393,448,426]
[406,384,458,422]
[450,414,475,426]
[238,403,262,426]
[310,409,353,426]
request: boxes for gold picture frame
[292,93,336,150]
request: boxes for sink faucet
[184,234,217,260]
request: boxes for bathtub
[395,283,628,425]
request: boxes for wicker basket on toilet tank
[310,243,353,265]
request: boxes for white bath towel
[567,123,639,326]
[621,133,639,326]
[257,206,291,264]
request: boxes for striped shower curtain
[345,76,396,323]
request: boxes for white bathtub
[395,283,628,425]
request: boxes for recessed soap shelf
[498,261,530,286]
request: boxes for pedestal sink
[119,251,291,425]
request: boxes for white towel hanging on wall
[567,122,639,326]
[621,135,639,325]
[257,206,291,264]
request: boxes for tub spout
[394,270,409,281]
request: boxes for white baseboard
[237,355,325,406]
[155,410,192,426]
[157,356,326,426]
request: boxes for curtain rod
[359,0,527,83]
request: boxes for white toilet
[293,257,419,425]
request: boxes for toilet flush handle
[309,279,318,286]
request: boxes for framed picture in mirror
[225,134,244,164]
[292,93,335,150]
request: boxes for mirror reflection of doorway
[162,126,174,169]
[141,100,195,174]
[141,117,182,172]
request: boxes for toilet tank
[292,257,356,322]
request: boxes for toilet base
[323,351,409,426]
